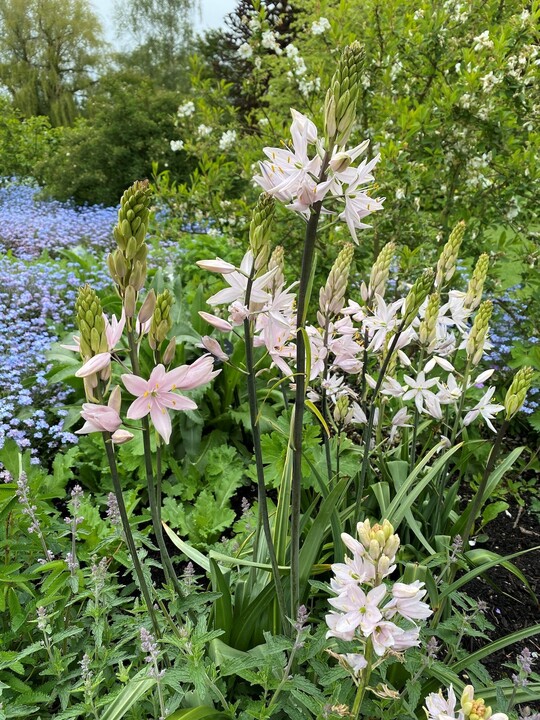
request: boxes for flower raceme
[121,356,220,443]
[326,520,432,675]
[253,108,384,241]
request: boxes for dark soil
[465,499,540,681]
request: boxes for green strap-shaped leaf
[100,671,156,720]
[166,706,231,720]
[451,624,540,672]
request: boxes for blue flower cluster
[0,252,110,461]
[0,181,117,259]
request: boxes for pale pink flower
[341,653,368,675]
[76,396,122,435]
[111,429,134,444]
[122,357,219,443]
[198,336,229,362]
[196,258,236,274]
[463,386,504,432]
[328,583,386,636]
[330,554,375,591]
[199,311,233,332]
[370,620,404,656]
[391,626,421,651]
[403,372,442,419]
[325,611,355,641]
[383,581,432,622]
[206,251,276,307]
[425,685,462,720]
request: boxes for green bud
[319,242,355,319]
[324,41,365,146]
[162,337,176,366]
[75,285,108,358]
[464,253,489,310]
[249,193,276,273]
[138,289,156,324]
[418,293,440,347]
[268,245,285,292]
[368,241,396,301]
[333,395,351,426]
[505,366,534,419]
[402,269,435,328]
[435,220,465,287]
[149,289,174,349]
[124,285,137,318]
[466,300,493,365]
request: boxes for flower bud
[111,429,134,445]
[333,395,352,426]
[368,539,380,560]
[199,311,233,332]
[329,151,352,173]
[249,193,276,273]
[319,243,355,319]
[196,258,236,274]
[108,385,122,414]
[464,253,489,310]
[138,290,156,325]
[268,245,285,291]
[162,337,177,366]
[324,41,364,145]
[76,285,108,359]
[466,300,493,366]
[504,366,534,419]
[402,269,435,328]
[435,220,465,287]
[124,285,137,318]
[111,180,151,294]
[418,293,440,347]
[149,289,173,349]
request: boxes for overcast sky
[90,0,237,42]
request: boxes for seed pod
[505,366,534,419]
[435,220,465,288]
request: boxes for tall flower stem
[351,640,373,720]
[355,330,401,520]
[291,152,331,617]
[126,327,182,597]
[244,276,287,632]
[409,349,425,473]
[102,432,161,638]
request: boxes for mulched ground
[465,499,540,682]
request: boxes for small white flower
[177,101,195,117]
[311,17,331,35]
[170,139,184,152]
[219,130,237,151]
[237,42,253,59]
[463,387,504,432]
[197,124,212,137]
[395,187,406,200]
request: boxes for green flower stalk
[435,220,465,288]
[149,289,174,350]
[319,242,354,321]
[418,292,440,348]
[249,193,275,273]
[324,41,365,146]
[464,253,489,310]
[505,366,534,419]
[466,300,493,366]
[366,241,395,302]
[402,269,434,328]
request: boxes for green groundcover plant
[1,41,539,720]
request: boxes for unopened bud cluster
[149,289,174,350]
[76,285,108,360]
[319,243,354,321]
[466,300,493,366]
[505,366,534,419]
[464,253,489,310]
[333,395,352,426]
[108,181,152,314]
[364,241,395,302]
[268,245,285,292]
[356,518,400,580]
[249,193,275,273]
[403,269,434,328]
[435,221,465,288]
[418,293,440,348]
[324,41,364,146]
